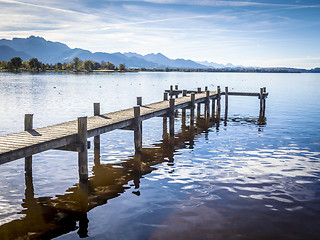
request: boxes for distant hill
[0,36,207,69]
[0,45,32,61]
[0,36,318,72]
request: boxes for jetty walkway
[0,86,268,183]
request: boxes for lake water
[0,72,319,239]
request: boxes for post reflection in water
[0,108,266,240]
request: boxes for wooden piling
[78,117,88,183]
[205,86,208,91]
[205,90,210,119]
[24,114,33,174]
[134,106,142,152]
[259,88,266,119]
[190,93,195,125]
[94,103,100,166]
[137,97,142,106]
[225,87,228,121]
[216,86,221,122]
[169,98,175,137]
[162,116,168,142]
[175,85,178,90]
[182,90,187,129]
[164,92,168,101]
[197,87,201,93]
[182,90,187,97]
[170,85,173,98]
[211,98,216,119]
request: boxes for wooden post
[93,103,100,166]
[216,86,221,122]
[182,90,187,97]
[197,102,201,118]
[134,106,142,153]
[259,88,266,120]
[169,98,175,137]
[190,93,195,125]
[205,86,208,91]
[211,98,216,119]
[182,90,187,130]
[78,117,88,183]
[164,92,168,101]
[205,90,210,119]
[175,85,178,90]
[170,85,173,98]
[197,87,201,93]
[175,85,179,98]
[24,114,33,174]
[225,87,228,121]
[162,116,168,142]
[137,97,142,106]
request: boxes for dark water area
[0,72,319,239]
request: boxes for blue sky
[0,0,319,68]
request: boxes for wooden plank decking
[0,89,268,165]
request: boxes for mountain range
[0,36,233,69]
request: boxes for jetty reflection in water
[0,111,265,239]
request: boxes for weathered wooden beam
[55,141,91,152]
[134,106,142,152]
[211,98,216,119]
[225,87,228,121]
[78,117,88,183]
[163,92,168,101]
[169,98,175,137]
[216,86,221,122]
[205,90,210,119]
[190,93,195,125]
[137,97,142,106]
[182,90,187,97]
[24,114,33,174]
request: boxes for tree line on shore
[1,56,312,73]
[0,57,126,72]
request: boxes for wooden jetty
[0,110,262,240]
[0,86,268,184]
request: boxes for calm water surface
[0,72,319,239]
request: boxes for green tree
[10,57,22,71]
[29,58,41,71]
[103,62,115,70]
[118,63,126,71]
[83,60,94,72]
[55,62,63,70]
[93,62,101,70]
[72,57,82,71]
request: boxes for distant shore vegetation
[1,56,319,73]
[0,57,127,73]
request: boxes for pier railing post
[216,86,221,122]
[170,85,173,98]
[134,106,142,152]
[225,87,229,122]
[169,98,175,138]
[190,93,195,125]
[78,117,88,183]
[93,103,101,166]
[24,114,33,174]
